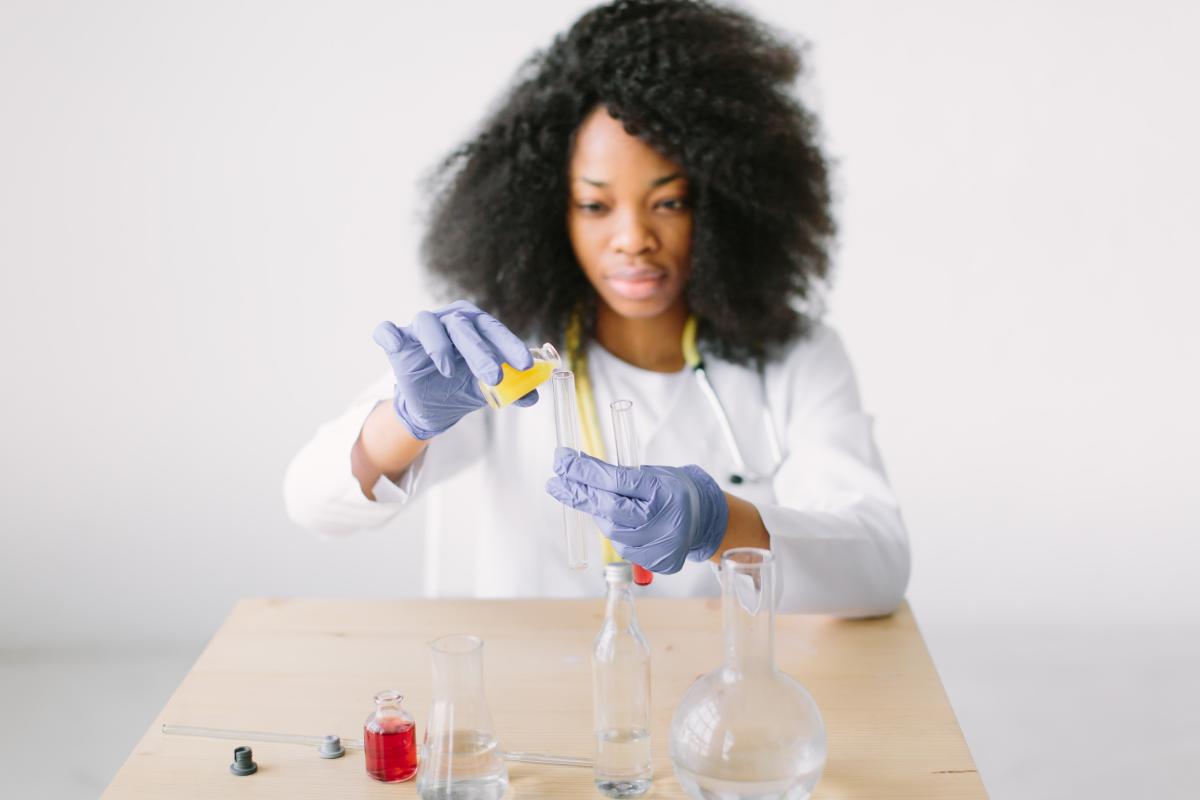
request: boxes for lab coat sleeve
[282,370,487,537]
[756,326,911,617]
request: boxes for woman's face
[567,106,693,320]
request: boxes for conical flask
[669,548,826,799]
[417,634,509,800]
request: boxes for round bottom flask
[669,548,826,800]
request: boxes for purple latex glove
[545,448,729,574]
[372,300,537,440]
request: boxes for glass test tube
[611,400,654,587]
[552,369,589,570]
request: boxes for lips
[607,265,667,300]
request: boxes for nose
[611,209,658,257]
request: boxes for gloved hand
[372,300,537,440]
[545,448,729,574]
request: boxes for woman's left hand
[546,448,729,574]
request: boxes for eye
[574,201,608,215]
[656,197,689,212]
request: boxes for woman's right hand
[372,300,537,440]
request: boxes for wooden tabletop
[103,598,985,798]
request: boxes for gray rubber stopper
[230,745,258,776]
[318,735,345,759]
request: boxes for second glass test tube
[611,400,653,587]
[552,369,589,570]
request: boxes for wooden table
[104,598,985,798]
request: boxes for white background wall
[2,1,1198,797]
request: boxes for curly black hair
[419,0,835,365]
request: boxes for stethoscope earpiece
[730,474,744,485]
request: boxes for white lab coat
[284,324,910,616]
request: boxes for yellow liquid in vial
[481,360,554,409]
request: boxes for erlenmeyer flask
[417,634,509,800]
[669,548,826,800]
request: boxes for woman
[284,0,909,616]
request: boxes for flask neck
[426,638,496,743]
[431,650,486,695]
[429,635,488,703]
[720,550,776,676]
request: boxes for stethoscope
[688,357,785,485]
[567,313,785,487]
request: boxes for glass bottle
[593,561,653,797]
[669,548,827,800]
[417,634,508,800]
[363,689,417,782]
[478,342,561,409]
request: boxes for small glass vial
[364,689,417,782]
[593,562,653,797]
[478,343,561,409]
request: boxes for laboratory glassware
[364,689,417,782]
[593,561,653,797]
[610,399,654,586]
[160,724,591,767]
[552,369,589,570]
[417,634,509,800]
[669,548,826,800]
[478,343,561,409]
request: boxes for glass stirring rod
[161,724,592,767]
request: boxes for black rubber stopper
[230,745,258,776]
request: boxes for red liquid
[633,564,653,586]
[364,719,417,782]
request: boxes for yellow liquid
[481,360,554,409]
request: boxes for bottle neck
[721,565,776,676]
[603,580,635,630]
[372,690,405,719]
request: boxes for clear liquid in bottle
[593,562,653,797]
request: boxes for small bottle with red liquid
[364,689,418,782]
